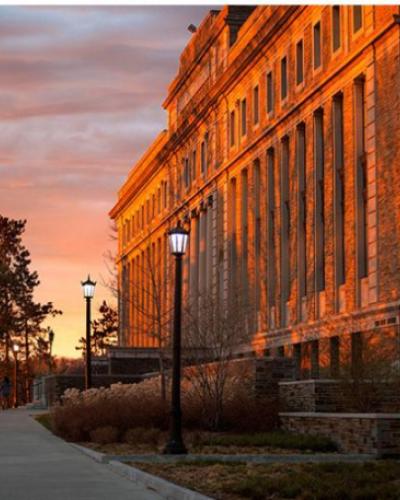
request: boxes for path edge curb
[70,443,109,463]
[71,443,214,500]
[109,460,214,500]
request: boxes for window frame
[253,84,260,125]
[332,5,342,54]
[352,5,363,35]
[229,110,236,148]
[313,20,322,72]
[295,38,304,87]
[266,70,274,115]
[280,55,288,102]
[241,97,247,137]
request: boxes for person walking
[1,377,12,409]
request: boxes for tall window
[162,180,167,209]
[296,123,306,300]
[253,85,259,125]
[267,148,276,308]
[281,57,288,100]
[353,6,362,33]
[314,108,325,292]
[241,169,249,301]
[333,93,345,287]
[184,157,190,189]
[200,133,208,175]
[354,77,368,279]
[267,71,274,113]
[254,160,261,315]
[228,178,237,297]
[332,6,341,52]
[280,136,290,324]
[296,39,304,85]
[230,110,236,146]
[157,188,161,213]
[191,149,197,181]
[126,219,131,242]
[241,98,247,136]
[313,21,322,69]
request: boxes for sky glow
[0,5,211,357]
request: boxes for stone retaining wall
[279,379,400,413]
[280,412,400,456]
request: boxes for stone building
[110,5,400,379]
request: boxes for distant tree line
[0,215,61,401]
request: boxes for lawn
[132,460,400,499]
[35,413,52,431]
[83,430,337,456]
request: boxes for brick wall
[279,379,400,413]
[280,412,400,456]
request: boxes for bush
[124,427,162,446]
[90,426,119,444]
[51,379,169,442]
[50,375,278,442]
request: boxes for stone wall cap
[279,412,400,419]
[279,379,339,386]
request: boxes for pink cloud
[0,5,212,357]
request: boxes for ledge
[279,412,400,419]
[279,379,339,386]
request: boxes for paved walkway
[0,408,162,500]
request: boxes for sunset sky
[0,5,211,358]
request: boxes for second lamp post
[81,275,96,390]
[164,223,189,455]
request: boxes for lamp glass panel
[169,232,189,255]
[83,283,95,298]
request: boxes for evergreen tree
[0,216,62,390]
[75,300,118,356]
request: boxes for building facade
[110,5,400,377]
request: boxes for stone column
[330,336,340,378]
[206,199,214,294]
[311,340,319,379]
[198,207,207,305]
[294,343,302,380]
[189,215,199,312]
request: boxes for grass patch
[198,431,337,452]
[134,461,400,499]
[35,413,52,431]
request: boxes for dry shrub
[50,373,278,442]
[182,374,278,432]
[90,426,119,444]
[124,427,162,446]
[50,379,168,442]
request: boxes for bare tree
[181,289,251,430]
[103,225,172,402]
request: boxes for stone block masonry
[280,413,400,456]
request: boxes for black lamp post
[13,344,19,408]
[47,327,55,374]
[163,223,189,455]
[81,275,96,390]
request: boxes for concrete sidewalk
[0,408,162,500]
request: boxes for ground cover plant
[83,429,336,456]
[132,460,400,499]
[35,413,52,431]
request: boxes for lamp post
[47,327,55,374]
[163,223,189,455]
[13,344,19,408]
[81,275,96,390]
